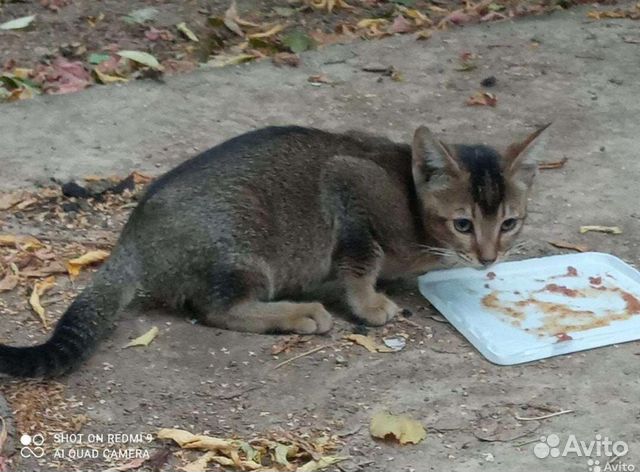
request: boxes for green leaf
[0,15,35,30]
[274,444,291,466]
[88,53,111,65]
[391,0,416,5]
[282,31,316,54]
[488,2,506,11]
[117,50,163,70]
[177,22,199,42]
[123,7,158,24]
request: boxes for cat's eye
[453,218,473,234]
[501,218,518,232]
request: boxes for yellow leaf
[177,22,199,42]
[344,334,395,353]
[298,456,349,472]
[94,68,129,84]
[29,276,56,328]
[579,225,622,235]
[66,250,110,278]
[0,234,42,249]
[180,451,216,472]
[356,18,389,29]
[247,23,285,39]
[370,411,426,445]
[157,428,234,452]
[0,193,26,210]
[123,326,159,348]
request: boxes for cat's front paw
[352,293,399,326]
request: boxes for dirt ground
[1,1,640,472]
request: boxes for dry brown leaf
[157,428,234,452]
[224,0,246,37]
[0,234,43,249]
[123,327,159,348]
[272,52,300,67]
[548,240,589,253]
[66,250,110,278]
[538,157,568,170]
[370,411,426,445]
[344,334,396,353]
[29,276,56,328]
[466,91,497,107]
[0,275,19,292]
[180,451,216,472]
[307,74,332,84]
[103,457,147,472]
[131,171,153,184]
[0,193,25,211]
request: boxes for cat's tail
[0,246,139,378]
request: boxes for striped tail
[0,250,138,377]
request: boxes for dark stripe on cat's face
[454,144,505,216]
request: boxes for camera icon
[20,433,45,458]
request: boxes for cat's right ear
[412,126,460,181]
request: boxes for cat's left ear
[503,123,552,186]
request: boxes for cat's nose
[479,256,496,267]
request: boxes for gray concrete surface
[2,3,640,472]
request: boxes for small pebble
[480,76,496,87]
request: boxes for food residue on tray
[555,332,573,342]
[481,268,640,338]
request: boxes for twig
[515,409,574,421]
[273,343,335,369]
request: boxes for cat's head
[411,124,550,268]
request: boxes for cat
[0,123,549,377]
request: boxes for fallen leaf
[177,22,199,42]
[247,23,285,39]
[180,451,216,472]
[274,443,292,466]
[466,91,497,107]
[41,0,70,12]
[88,53,111,65]
[157,429,235,451]
[0,275,19,292]
[117,50,163,70]
[298,456,349,471]
[123,7,158,24]
[271,335,307,354]
[0,15,36,30]
[224,0,245,37]
[145,27,174,42]
[389,15,414,34]
[208,53,258,67]
[123,326,159,348]
[548,240,589,252]
[93,69,128,84]
[538,157,568,170]
[208,455,262,470]
[344,334,396,353]
[370,411,426,445]
[579,225,622,235]
[40,57,92,95]
[307,74,333,85]
[0,193,25,210]
[29,276,56,328]
[282,31,317,53]
[66,249,110,278]
[272,52,300,67]
[0,234,43,250]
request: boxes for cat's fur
[0,124,549,377]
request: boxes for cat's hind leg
[188,266,333,334]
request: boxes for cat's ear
[503,123,552,185]
[412,126,460,181]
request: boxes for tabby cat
[0,124,549,377]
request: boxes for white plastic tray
[418,252,640,365]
